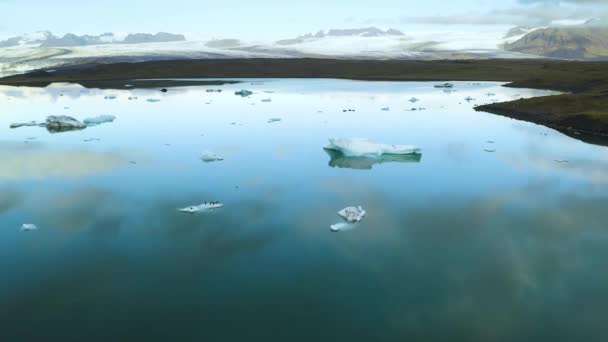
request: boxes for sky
[0,0,606,40]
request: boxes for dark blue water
[1,79,607,341]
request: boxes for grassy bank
[1,58,607,137]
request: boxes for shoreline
[1,58,607,138]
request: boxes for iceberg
[178,202,224,213]
[330,222,357,232]
[84,115,116,126]
[235,90,253,97]
[338,206,366,223]
[201,151,224,162]
[10,121,42,129]
[409,97,419,103]
[21,223,38,231]
[324,148,421,170]
[325,138,421,157]
[46,115,87,133]
[434,83,454,88]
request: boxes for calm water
[1,79,608,341]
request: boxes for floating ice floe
[409,97,419,103]
[235,90,253,97]
[146,98,161,103]
[330,206,366,232]
[21,224,38,231]
[434,83,454,88]
[10,121,42,129]
[324,148,421,170]
[325,138,421,157]
[46,116,87,132]
[84,115,116,126]
[267,118,282,123]
[201,151,224,162]
[178,202,224,213]
[338,206,366,223]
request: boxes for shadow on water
[324,148,422,170]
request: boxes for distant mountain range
[504,26,608,59]
[0,31,185,48]
[277,27,405,45]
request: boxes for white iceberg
[178,202,224,213]
[84,115,116,126]
[325,138,421,157]
[201,151,224,162]
[330,222,357,232]
[338,206,366,223]
[235,90,253,97]
[21,223,38,231]
[46,116,87,132]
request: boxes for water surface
[1,79,607,341]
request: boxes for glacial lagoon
[1,79,608,341]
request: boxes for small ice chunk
[206,89,222,93]
[261,98,272,103]
[325,138,421,157]
[381,107,390,111]
[235,90,253,97]
[104,95,117,100]
[84,115,116,126]
[201,151,224,162]
[146,98,161,103]
[178,202,224,213]
[330,222,356,232]
[21,224,38,231]
[125,84,134,88]
[338,206,366,223]
[267,118,282,123]
[409,97,419,103]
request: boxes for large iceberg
[325,138,421,157]
[46,116,87,133]
[324,148,421,170]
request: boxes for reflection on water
[324,148,422,170]
[0,79,607,341]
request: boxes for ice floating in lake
[146,98,161,103]
[46,115,87,132]
[409,97,419,103]
[84,115,116,126]
[21,224,38,231]
[330,206,366,232]
[434,83,454,88]
[10,121,42,129]
[235,90,253,97]
[178,202,224,213]
[330,222,356,232]
[201,151,224,162]
[325,138,421,157]
[267,118,282,123]
[324,148,421,170]
[338,206,366,223]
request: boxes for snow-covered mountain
[0,26,542,77]
[0,31,185,48]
